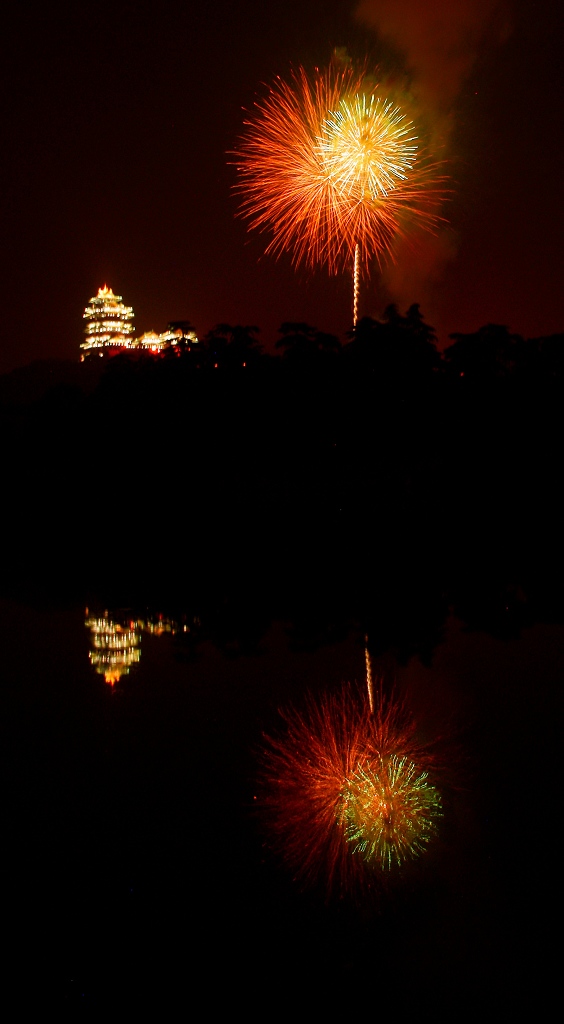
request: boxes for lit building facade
[81,286,198,359]
[159,321,199,350]
[81,285,135,357]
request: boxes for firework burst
[341,753,442,870]
[259,681,442,895]
[233,63,447,321]
[318,94,417,201]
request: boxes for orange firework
[233,63,447,323]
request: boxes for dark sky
[2,0,563,373]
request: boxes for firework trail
[259,673,442,896]
[233,62,447,324]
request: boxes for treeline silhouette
[2,304,563,659]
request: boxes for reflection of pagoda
[85,611,141,686]
[85,608,199,686]
[81,285,135,358]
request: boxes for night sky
[2,0,563,374]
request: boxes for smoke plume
[355,0,512,109]
[354,0,512,332]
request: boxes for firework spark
[318,93,417,202]
[233,63,447,321]
[341,753,442,870]
[259,681,442,895]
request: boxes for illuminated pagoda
[81,284,134,358]
[80,287,199,359]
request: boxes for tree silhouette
[534,333,564,380]
[276,323,341,366]
[203,324,262,369]
[344,304,439,383]
[444,324,526,381]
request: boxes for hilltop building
[81,285,134,356]
[81,286,198,359]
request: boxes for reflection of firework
[233,62,446,318]
[259,683,441,895]
[341,754,442,870]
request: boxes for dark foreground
[1,344,562,1009]
[2,598,560,1011]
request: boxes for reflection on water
[2,595,559,1008]
[259,661,446,896]
[85,608,191,685]
[85,612,141,685]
